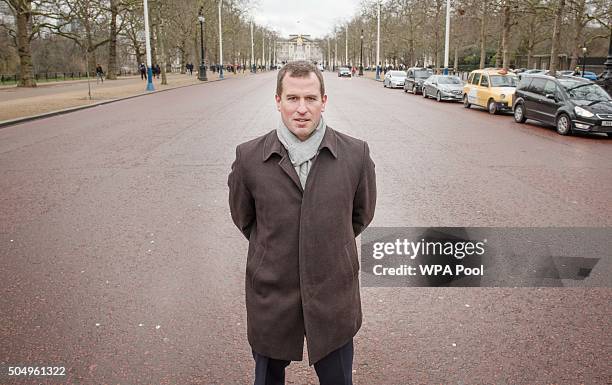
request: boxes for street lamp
[218,0,224,79]
[142,0,154,91]
[345,25,348,67]
[198,8,207,81]
[359,30,364,76]
[375,1,381,80]
[443,0,451,75]
[581,46,587,77]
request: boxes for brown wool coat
[228,126,376,365]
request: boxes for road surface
[1,71,610,384]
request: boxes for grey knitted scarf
[276,116,326,189]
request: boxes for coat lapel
[279,155,304,193]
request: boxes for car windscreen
[559,80,611,101]
[339,68,349,71]
[490,75,517,87]
[437,77,462,85]
[415,70,432,78]
[390,71,406,77]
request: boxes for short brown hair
[276,60,325,98]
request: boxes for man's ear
[275,94,281,111]
[320,94,328,112]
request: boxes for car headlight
[500,94,506,99]
[574,106,594,118]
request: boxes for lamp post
[198,8,207,81]
[218,0,224,79]
[334,37,337,71]
[581,46,587,77]
[142,0,154,91]
[375,1,381,80]
[359,30,364,76]
[345,25,348,67]
[443,0,451,75]
[250,20,255,73]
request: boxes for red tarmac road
[1,71,611,384]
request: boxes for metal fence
[0,69,139,85]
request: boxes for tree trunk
[153,6,167,85]
[526,14,535,68]
[549,0,566,75]
[106,0,118,79]
[179,41,186,74]
[12,0,36,87]
[194,33,200,67]
[84,18,97,73]
[501,1,511,69]
[569,0,586,70]
[479,0,487,69]
[494,29,502,68]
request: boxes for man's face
[275,72,327,141]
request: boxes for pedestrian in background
[139,63,147,80]
[95,64,104,83]
[228,60,376,385]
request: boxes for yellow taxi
[463,68,518,114]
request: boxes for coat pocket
[343,240,360,277]
[246,243,266,289]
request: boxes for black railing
[1,70,139,85]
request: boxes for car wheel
[383,81,387,88]
[556,113,573,135]
[436,92,442,102]
[404,87,408,93]
[412,84,417,94]
[514,103,526,123]
[487,99,498,115]
[422,88,428,98]
[463,94,471,108]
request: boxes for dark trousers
[252,339,353,385]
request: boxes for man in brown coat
[228,60,376,385]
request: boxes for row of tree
[1,0,610,87]
[320,0,611,74]
[0,0,279,86]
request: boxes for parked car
[517,68,547,80]
[383,70,407,88]
[512,74,612,136]
[338,67,351,77]
[557,70,575,76]
[422,75,464,102]
[403,67,434,94]
[463,68,518,114]
[579,71,598,81]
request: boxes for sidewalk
[0,71,251,123]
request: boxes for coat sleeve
[352,141,376,237]
[228,145,255,240]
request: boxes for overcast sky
[251,0,361,39]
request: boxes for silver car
[338,67,351,77]
[422,75,464,102]
[383,70,407,89]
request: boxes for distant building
[275,35,323,66]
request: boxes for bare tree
[549,0,566,75]
[3,0,36,86]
